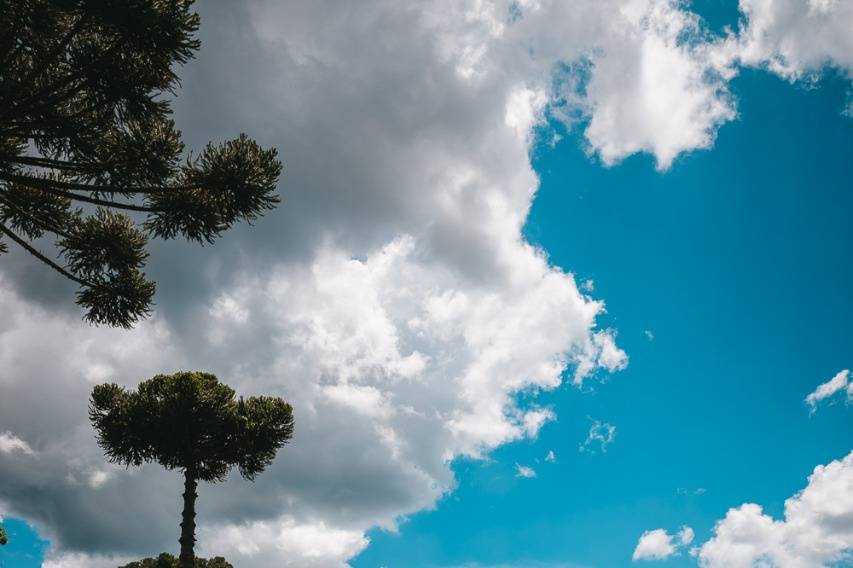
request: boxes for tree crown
[89,371,294,482]
[118,553,233,568]
[0,0,282,327]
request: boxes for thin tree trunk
[179,469,198,568]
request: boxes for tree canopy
[0,525,7,545]
[89,371,295,567]
[0,0,282,327]
[118,553,233,568]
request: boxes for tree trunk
[179,469,198,568]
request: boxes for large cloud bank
[698,451,853,567]
[2,1,852,567]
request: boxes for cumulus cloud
[708,0,853,116]
[0,0,631,554]
[633,529,677,561]
[727,0,853,81]
[698,450,853,567]
[2,1,851,567]
[197,519,369,568]
[632,525,694,562]
[1,219,617,565]
[805,369,851,412]
[44,553,133,568]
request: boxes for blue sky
[352,33,853,568]
[0,0,853,568]
[0,519,47,568]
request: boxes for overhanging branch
[1,172,190,195]
[0,174,165,212]
[0,191,72,239]
[0,221,88,286]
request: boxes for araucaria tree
[0,524,7,545]
[89,372,295,568]
[0,1,282,327]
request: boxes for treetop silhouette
[0,0,282,327]
[118,553,233,568]
[89,371,295,568]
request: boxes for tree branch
[0,174,165,211]
[5,95,109,135]
[3,154,95,172]
[0,221,88,286]
[1,40,120,122]
[0,191,73,239]
[10,73,98,120]
[11,12,91,101]
[0,172,190,195]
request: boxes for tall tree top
[89,371,295,482]
[0,0,282,327]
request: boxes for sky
[1,1,852,567]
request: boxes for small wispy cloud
[805,369,850,413]
[579,419,616,453]
[676,487,706,497]
[515,464,537,478]
[644,330,655,341]
[0,431,35,456]
[545,450,556,463]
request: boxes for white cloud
[679,526,695,546]
[633,529,677,561]
[574,1,736,169]
[727,0,853,82]
[0,431,34,456]
[44,553,133,568]
[523,409,557,439]
[87,470,112,489]
[706,0,853,118]
[2,0,852,566]
[515,464,537,478]
[579,419,616,453]
[545,450,557,463]
[0,221,622,566]
[699,450,853,567]
[42,520,368,568]
[805,369,850,412]
[633,526,695,562]
[197,519,369,568]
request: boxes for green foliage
[0,524,7,545]
[0,0,282,327]
[117,553,232,568]
[89,371,295,482]
[90,372,294,565]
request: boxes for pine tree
[89,371,295,568]
[0,1,282,327]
